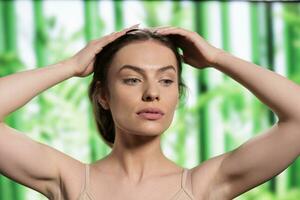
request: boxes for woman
[0,23,300,200]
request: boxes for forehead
[109,40,178,73]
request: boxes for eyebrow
[118,64,176,74]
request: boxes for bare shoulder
[40,146,86,199]
[55,154,86,199]
[189,151,233,199]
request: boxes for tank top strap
[181,168,188,188]
[183,168,193,194]
[79,164,90,194]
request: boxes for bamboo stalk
[114,0,123,31]
[0,1,4,53]
[83,0,106,162]
[283,3,300,190]
[1,0,26,199]
[220,1,236,153]
[194,1,212,163]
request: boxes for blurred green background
[1,0,300,199]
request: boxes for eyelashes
[123,78,174,86]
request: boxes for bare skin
[1,24,300,200]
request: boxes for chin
[129,125,166,136]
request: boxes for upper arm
[0,122,81,198]
[190,151,233,199]
[217,120,300,198]
[190,120,300,199]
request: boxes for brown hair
[88,28,188,148]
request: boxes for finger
[95,23,140,42]
[93,24,141,50]
[156,27,191,35]
[157,29,194,41]
[97,30,125,47]
[153,26,179,33]
[87,58,95,71]
[151,25,174,32]
[94,45,103,54]
[96,30,125,45]
[117,23,140,35]
[124,23,140,30]
[106,24,138,38]
[156,27,180,34]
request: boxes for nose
[142,84,160,102]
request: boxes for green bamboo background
[0,1,300,199]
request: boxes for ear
[96,81,110,110]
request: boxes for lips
[136,107,164,120]
[136,107,164,115]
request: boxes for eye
[160,79,174,86]
[123,78,141,85]
[123,78,174,86]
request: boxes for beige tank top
[58,164,196,200]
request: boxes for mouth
[136,112,164,120]
[136,107,165,120]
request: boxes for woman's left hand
[154,26,224,69]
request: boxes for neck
[105,130,174,184]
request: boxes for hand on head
[67,24,223,78]
[68,23,140,78]
[152,26,223,69]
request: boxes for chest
[57,164,218,200]
[59,170,201,200]
[95,173,184,199]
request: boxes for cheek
[164,87,179,103]
[166,98,178,118]
[109,86,139,112]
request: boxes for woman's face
[101,40,179,136]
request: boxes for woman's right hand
[67,24,140,78]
